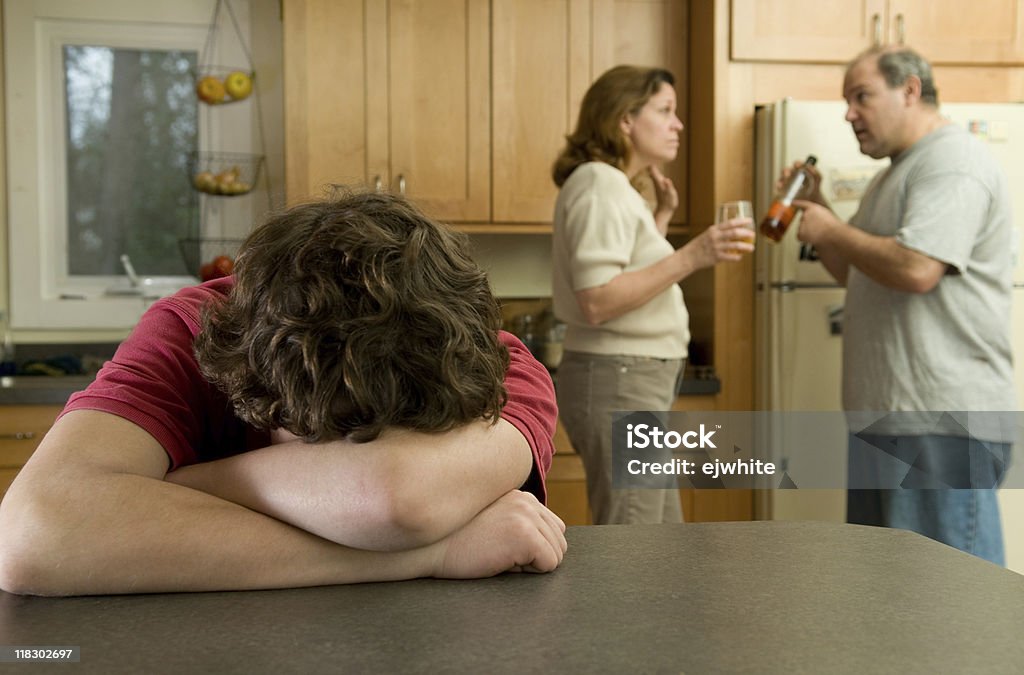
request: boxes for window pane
[64,45,198,276]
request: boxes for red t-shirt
[63,277,556,501]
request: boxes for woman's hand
[649,166,678,230]
[684,218,755,269]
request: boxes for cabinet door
[492,0,591,223]
[890,0,1024,64]
[731,0,887,63]
[284,0,372,202]
[387,0,490,221]
[492,1,688,224]
[284,0,490,221]
[0,406,61,498]
[593,0,688,224]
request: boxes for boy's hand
[433,490,567,578]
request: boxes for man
[791,46,1016,564]
[0,190,566,596]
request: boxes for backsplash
[467,234,552,298]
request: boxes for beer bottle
[760,155,817,242]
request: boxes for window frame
[4,1,250,330]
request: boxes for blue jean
[847,434,1011,565]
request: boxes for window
[64,45,199,278]
[4,1,255,330]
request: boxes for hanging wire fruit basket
[195,0,256,107]
[194,66,255,105]
[178,237,247,281]
[189,151,264,196]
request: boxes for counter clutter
[0,342,116,405]
[0,376,95,406]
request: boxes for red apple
[199,261,217,281]
[212,255,234,277]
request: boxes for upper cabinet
[597,0,688,224]
[890,0,1024,64]
[285,0,686,225]
[492,0,687,223]
[284,0,489,221]
[490,0,589,223]
[732,0,1024,65]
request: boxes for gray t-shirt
[844,123,1016,440]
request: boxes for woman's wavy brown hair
[194,189,508,443]
[552,65,675,187]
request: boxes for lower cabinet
[545,422,593,525]
[546,398,754,525]
[0,405,62,499]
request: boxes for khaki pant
[556,351,684,524]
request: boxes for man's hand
[779,161,826,207]
[793,200,845,246]
[433,490,567,579]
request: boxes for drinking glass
[718,200,755,246]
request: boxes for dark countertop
[677,375,721,395]
[0,374,719,405]
[2,521,1022,673]
[0,376,93,406]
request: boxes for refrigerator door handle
[828,305,844,335]
[768,282,844,292]
[798,244,820,261]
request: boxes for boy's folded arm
[0,411,448,595]
[165,417,534,551]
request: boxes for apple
[199,261,217,281]
[225,181,251,195]
[196,75,226,104]
[213,167,241,194]
[224,71,253,101]
[212,255,234,277]
[193,171,217,193]
[199,255,234,281]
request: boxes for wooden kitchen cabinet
[732,0,1024,65]
[545,420,592,525]
[490,0,589,224]
[0,406,61,499]
[546,395,754,526]
[283,0,490,221]
[889,0,1024,64]
[285,0,687,226]
[492,0,688,223]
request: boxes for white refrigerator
[753,99,1024,574]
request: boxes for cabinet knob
[0,431,36,440]
[373,175,383,192]
[397,174,406,195]
[895,14,905,44]
[872,13,881,46]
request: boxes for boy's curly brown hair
[194,189,508,442]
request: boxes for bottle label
[779,172,807,206]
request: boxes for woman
[551,65,752,524]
